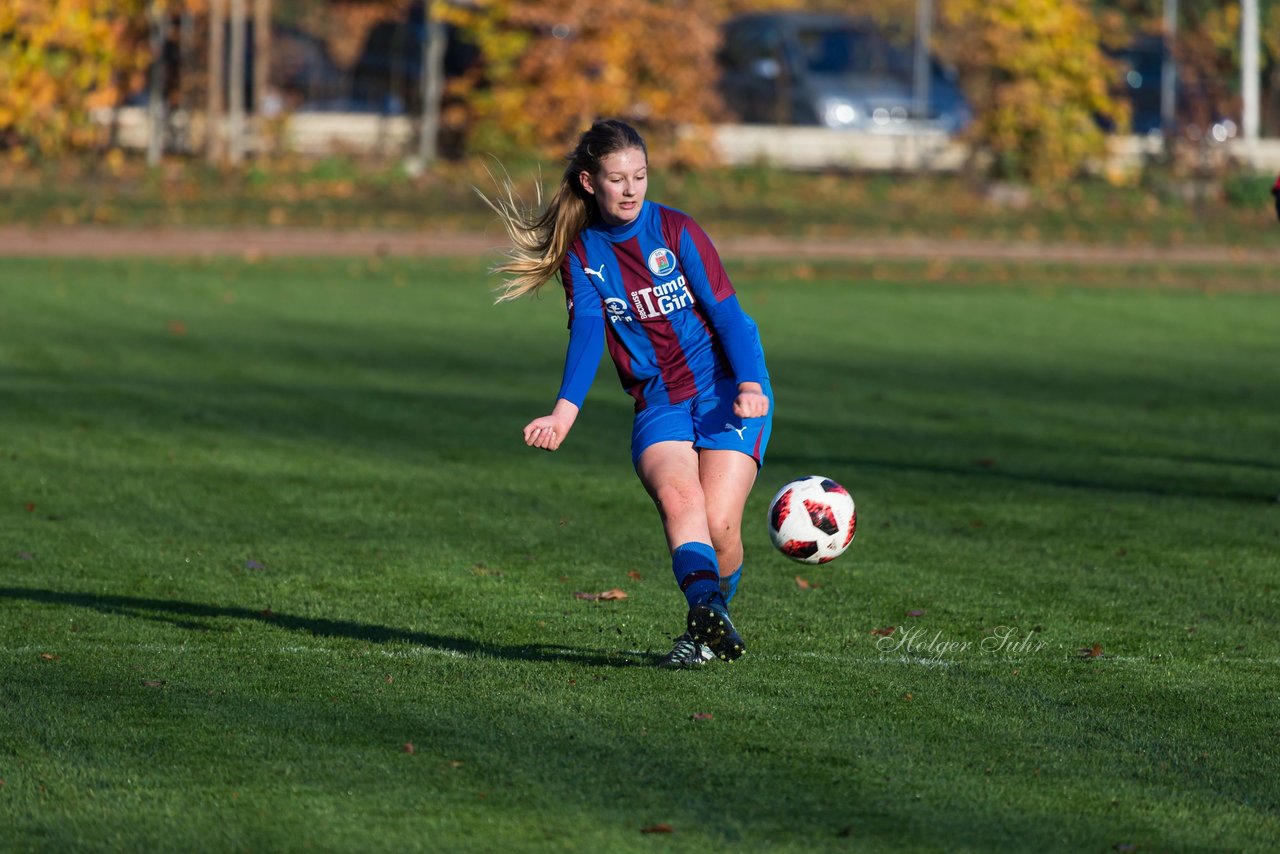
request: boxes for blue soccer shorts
[631,376,774,468]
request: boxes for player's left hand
[733,383,769,419]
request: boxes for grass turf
[1,255,1277,852]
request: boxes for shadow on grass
[0,586,651,669]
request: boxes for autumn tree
[438,0,821,165]
[1088,1,1280,136]
[1171,1,1280,137]
[0,0,151,155]
[937,0,1126,184]
[437,1,704,164]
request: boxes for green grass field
[2,255,1278,852]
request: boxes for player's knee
[652,478,705,522]
[706,511,741,549]
[706,509,736,538]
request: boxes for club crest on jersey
[647,248,677,277]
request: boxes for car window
[798,25,912,82]
[722,20,782,71]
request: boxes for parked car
[717,12,971,133]
[1104,35,1237,144]
[347,6,479,116]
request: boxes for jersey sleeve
[674,217,764,387]
[556,248,606,406]
[561,247,604,326]
[556,315,604,406]
[674,215,736,304]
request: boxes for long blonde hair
[479,120,648,303]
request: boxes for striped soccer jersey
[559,201,767,411]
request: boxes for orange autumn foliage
[0,0,151,154]
[937,0,1127,184]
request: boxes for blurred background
[3,0,1279,235]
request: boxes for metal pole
[1242,0,1260,164]
[1161,0,1177,142]
[419,0,445,164]
[913,0,932,121]
[254,0,271,123]
[228,0,247,163]
[207,0,226,163]
[147,1,168,167]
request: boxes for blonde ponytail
[479,119,649,303]
[477,172,589,303]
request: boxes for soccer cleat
[657,631,715,669]
[687,604,745,662]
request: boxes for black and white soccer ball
[766,476,857,564]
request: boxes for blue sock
[720,565,743,604]
[671,542,721,609]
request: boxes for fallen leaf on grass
[869,626,896,637]
[626,570,643,581]
[1078,643,1105,660]
[573,589,628,601]
[690,713,714,722]
[259,608,275,619]
[244,559,266,571]
[23,502,35,513]
[40,653,59,661]
[906,609,927,618]
[640,824,675,834]
[794,576,813,589]
[401,742,415,754]
[167,319,188,338]
[142,680,167,688]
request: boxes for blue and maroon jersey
[557,201,767,411]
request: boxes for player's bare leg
[698,448,759,580]
[637,441,746,664]
[636,440,713,549]
[637,442,717,666]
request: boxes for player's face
[580,147,647,226]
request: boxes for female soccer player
[482,119,772,668]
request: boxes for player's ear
[578,170,595,196]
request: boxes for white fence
[101,106,1280,173]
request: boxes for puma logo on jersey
[724,423,747,440]
[584,264,606,281]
